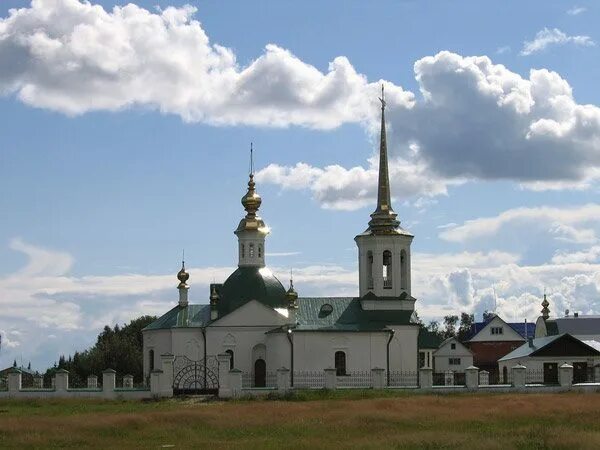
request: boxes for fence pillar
[123,374,134,389]
[34,374,44,389]
[55,369,69,391]
[444,370,454,386]
[150,370,163,396]
[511,364,526,388]
[594,364,600,383]
[324,368,337,390]
[87,375,98,389]
[371,367,385,389]
[479,370,489,386]
[229,369,242,398]
[419,367,433,389]
[102,369,116,398]
[465,366,479,390]
[277,367,291,393]
[7,368,22,393]
[159,354,174,398]
[217,353,232,398]
[559,363,573,388]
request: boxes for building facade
[142,89,421,391]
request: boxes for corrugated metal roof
[295,297,415,331]
[143,304,211,330]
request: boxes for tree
[443,315,459,339]
[457,312,474,342]
[482,310,495,322]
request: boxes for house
[0,365,36,386]
[142,91,421,392]
[535,295,600,346]
[498,333,600,384]
[465,314,535,373]
[433,337,473,373]
[418,329,442,369]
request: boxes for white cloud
[567,6,587,16]
[439,204,600,244]
[0,0,412,128]
[521,28,595,55]
[496,46,511,55]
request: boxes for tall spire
[368,85,400,234]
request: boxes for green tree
[457,312,474,342]
[443,315,459,339]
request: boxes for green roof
[293,297,417,332]
[218,267,287,316]
[143,304,211,330]
[418,329,442,349]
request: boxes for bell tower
[355,86,414,299]
[235,144,269,268]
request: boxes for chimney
[574,312,579,318]
[528,337,534,348]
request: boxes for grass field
[1,390,600,448]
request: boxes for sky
[1,0,600,370]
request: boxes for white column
[324,368,337,390]
[559,363,573,388]
[371,367,385,389]
[217,353,232,398]
[102,369,116,398]
[419,367,433,389]
[277,367,290,393]
[55,369,69,391]
[511,364,526,388]
[7,369,22,393]
[159,354,174,397]
[150,370,163,397]
[229,369,242,398]
[465,366,479,390]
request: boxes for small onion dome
[286,280,298,308]
[541,294,550,318]
[210,284,219,307]
[241,174,262,216]
[177,262,189,289]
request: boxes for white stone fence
[0,368,151,400]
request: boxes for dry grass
[2,391,600,448]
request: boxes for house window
[225,349,234,370]
[149,349,155,371]
[491,327,503,335]
[449,358,461,365]
[451,343,456,350]
[335,351,347,376]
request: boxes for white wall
[434,338,473,372]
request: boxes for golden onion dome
[177,262,189,288]
[241,174,262,215]
[286,278,298,308]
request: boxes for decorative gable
[208,299,288,328]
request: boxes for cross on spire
[249,142,254,176]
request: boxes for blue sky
[1,0,600,369]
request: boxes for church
[142,90,421,391]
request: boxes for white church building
[142,90,421,392]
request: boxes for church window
[225,349,234,370]
[149,349,155,371]
[258,245,262,258]
[367,251,374,289]
[241,244,245,258]
[335,351,346,376]
[400,250,408,290]
[383,250,392,289]
[249,244,255,258]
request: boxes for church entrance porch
[172,355,219,395]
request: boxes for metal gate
[173,355,219,395]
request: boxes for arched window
[383,250,392,289]
[400,250,407,290]
[367,251,374,289]
[149,349,155,371]
[335,351,346,376]
[249,244,255,258]
[258,245,262,258]
[225,349,234,370]
[241,244,245,258]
